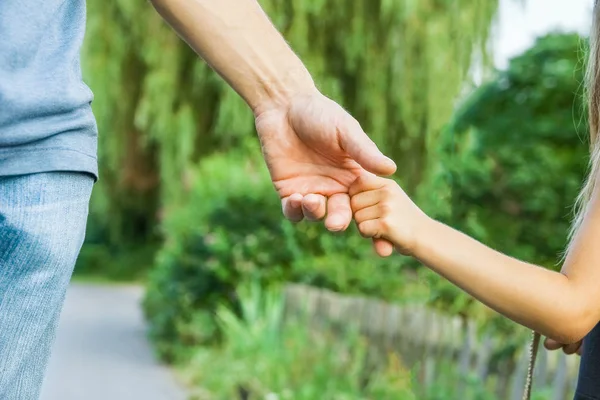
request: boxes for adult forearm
[150,0,316,114]
[414,219,587,343]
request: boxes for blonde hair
[568,3,600,252]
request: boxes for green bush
[75,243,157,282]
[444,33,588,267]
[143,147,422,361]
[143,149,285,361]
[180,283,418,400]
[74,178,160,282]
[179,283,507,400]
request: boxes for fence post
[509,344,530,400]
[534,346,548,389]
[475,332,493,384]
[552,355,568,400]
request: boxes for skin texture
[349,172,600,345]
[149,0,397,256]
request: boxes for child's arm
[349,173,600,344]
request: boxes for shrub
[180,283,418,400]
[75,243,157,282]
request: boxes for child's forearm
[413,219,588,343]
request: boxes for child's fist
[349,173,429,256]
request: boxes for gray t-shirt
[0,0,98,180]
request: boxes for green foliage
[74,187,159,281]
[179,284,506,400]
[419,365,498,400]
[81,0,501,257]
[180,283,418,400]
[447,33,588,266]
[74,243,156,282]
[143,148,287,360]
[84,0,500,180]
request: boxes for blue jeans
[0,172,93,399]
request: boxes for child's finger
[544,338,563,351]
[357,219,381,239]
[373,238,394,257]
[563,342,581,355]
[354,204,381,223]
[349,172,387,197]
[350,190,380,212]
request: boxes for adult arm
[149,0,314,115]
[149,0,397,255]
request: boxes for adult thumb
[339,117,396,176]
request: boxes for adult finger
[302,194,326,222]
[325,193,352,232]
[373,238,394,257]
[338,115,396,176]
[282,193,304,222]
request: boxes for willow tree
[82,0,500,246]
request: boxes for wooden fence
[283,284,580,400]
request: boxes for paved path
[40,283,188,400]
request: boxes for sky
[493,0,594,68]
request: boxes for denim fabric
[0,172,93,399]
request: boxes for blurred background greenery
[77,0,589,398]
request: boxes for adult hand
[544,337,583,355]
[254,90,397,256]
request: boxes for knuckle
[381,185,394,199]
[379,217,392,232]
[350,196,360,211]
[379,202,393,216]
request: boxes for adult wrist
[251,65,318,117]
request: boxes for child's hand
[544,337,583,356]
[349,173,430,256]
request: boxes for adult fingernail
[289,195,302,208]
[327,216,346,231]
[304,201,319,212]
